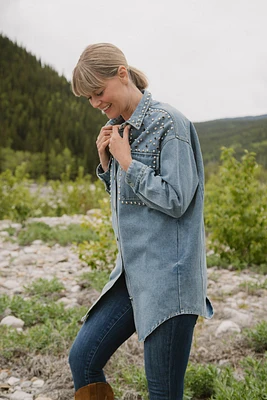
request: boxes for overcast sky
[0,0,266,122]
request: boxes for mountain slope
[0,33,266,176]
[0,34,107,177]
[195,115,267,167]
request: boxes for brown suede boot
[75,382,114,400]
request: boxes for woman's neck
[121,85,143,121]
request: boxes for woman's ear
[118,66,129,84]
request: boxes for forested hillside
[0,33,266,180]
[0,34,107,178]
[195,115,267,168]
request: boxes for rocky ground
[0,215,266,399]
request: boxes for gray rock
[71,285,81,293]
[7,377,20,386]
[0,261,9,268]
[11,223,22,231]
[215,320,241,337]
[12,254,35,266]
[24,247,37,254]
[0,221,12,230]
[20,381,32,389]
[10,390,33,400]
[0,370,9,380]
[1,280,20,290]
[64,302,79,310]
[31,379,45,388]
[223,307,252,327]
[57,297,77,306]
[32,240,43,245]
[1,250,14,257]
[35,397,53,400]
[0,231,9,237]
[0,316,25,328]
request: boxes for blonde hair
[72,43,148,97]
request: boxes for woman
[69,43,213,400]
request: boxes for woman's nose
[90,97,101,108]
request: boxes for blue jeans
[69,274,197,400]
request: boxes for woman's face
[88,69,129,120]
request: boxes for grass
[77,270,110,292]
[23,277,66,300]
[1,272,267,399]
[0,277,87,359]
[206,254,229,268]
[184,363,219,399]
[112,362,148,400]
[16,221,97,246]
[239,279,267,295]
[183,356,267,400]
[244,321,267,353]
[0,293,85,328]
[109,355,267,400]
[1,226,17,236]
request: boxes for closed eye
[87,89,104,102]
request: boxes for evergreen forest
[0,34,107,179]
[0,33,267,180]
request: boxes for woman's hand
[109,125,132,171]
[96,125,113,172]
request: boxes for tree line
[1,33,266,180]
[0,34,107,179]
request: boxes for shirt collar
[109,90,152,130]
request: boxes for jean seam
[84,302,133,384]
[168,319,174,400]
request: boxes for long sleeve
[125,137,199,218]
[96,163,111,194]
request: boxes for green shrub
[184,363,218,398]
[119,364,148,400]
[77,198,117,274]
[239,279,267,295]
[17,221,96,246]
[77,270,110,292]
[0,164,107,221]
[0,317,83,358]
[24,277,65,300]
[0,164,37,222]
[212,356,267,400]
[205,147,267,266]
[244,321,267,353]
[0,292,86,358]
[36,167,107,217]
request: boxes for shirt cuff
[96,163,110,179]
[125,160,147,192]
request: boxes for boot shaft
[75,382,114,400]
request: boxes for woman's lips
[101,104,111,113]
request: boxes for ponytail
[128,66,148,91]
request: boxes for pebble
[0,261,9,268]
[10,390,33,400]
[31,379,45,388]
[0,316,24,329]
[223,307,252,327]
[71,284,81,293]
[0,371,9,380]
[1,280,20,290]
[215,320,241,337]
[0,231,9,238]
[35,397,53,400]
[7,377,20,386]
[21,381,32,388]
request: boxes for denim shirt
[84,90,213,342]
